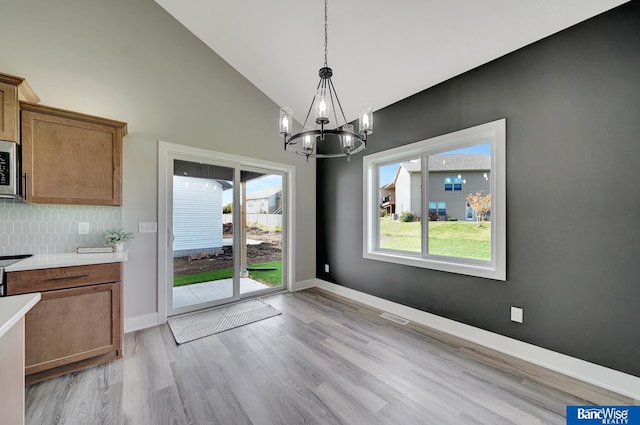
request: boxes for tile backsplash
[0,201,122,256]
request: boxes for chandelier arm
[327,81,339,129]
[286,129,365,152]
[328,78,349,127]
[302,78,324,130]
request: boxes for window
[444,176,464,191]
[453,176,463,191]
[363,119,506,281]
[428,201,447,217]
[444,177,453,191]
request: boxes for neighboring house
[382,154,490,221]
[429,154,490,221]
[246,186,283,214]
[380,181,395,215]
[172,175,225,257]
[394,160,422,217]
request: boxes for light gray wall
[0,0,316,320]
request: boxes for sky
[379,143,491,186]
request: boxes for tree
[222,203,232,214]
[466,191,491,227]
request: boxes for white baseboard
[311,279,640,401]
[124,312,160,333]
[291,278,318,292]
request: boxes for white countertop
[4,251,128,272]
[0,293,41,339]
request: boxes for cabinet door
[0,81,19,143]
[24,282,122,376]
[21,108,123,205]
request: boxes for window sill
[363,250,506,281]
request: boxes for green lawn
[174,261,282,287]
[379,219,491,260]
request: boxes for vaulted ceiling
[155,0,627,122]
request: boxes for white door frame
[157,141,296,323]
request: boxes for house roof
[399,155,490,174]
[247,186,282,200]
[381,154,490,188]
[400,161,421,173]
[381,182,395,190]
[429,154,490,171]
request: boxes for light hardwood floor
[25,288,633,425]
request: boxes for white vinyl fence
[223,214,282,229]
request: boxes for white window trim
[363,119,506,281]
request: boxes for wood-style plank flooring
[25,288,629,425]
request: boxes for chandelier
[279,0,373,161]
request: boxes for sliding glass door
[166,155,286,316]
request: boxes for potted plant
[104,228,134,252]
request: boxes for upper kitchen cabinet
[0,72,39,143]
[20,102,127,206]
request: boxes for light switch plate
[139,222,158,233]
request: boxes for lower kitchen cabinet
[7,263,123,385]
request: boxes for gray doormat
[168,298,281,344]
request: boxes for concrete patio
[173,277,271,309]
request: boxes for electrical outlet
[139,222,158,233]
[78,222,90,235]
[511,306,523,323]
[324,264,330,273]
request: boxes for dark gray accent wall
[316,1,640,377]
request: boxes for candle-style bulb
[341,124,355,151]
[303,135,313,152]
[315,89,329,123]
[359,104,373,135]
[279,107,293,136]
[319,99,327,115]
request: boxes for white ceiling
[155,0,627,123]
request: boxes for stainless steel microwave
[0,140,21,200]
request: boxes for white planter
[115,242,125,252]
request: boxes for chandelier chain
[324,0,328,67]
